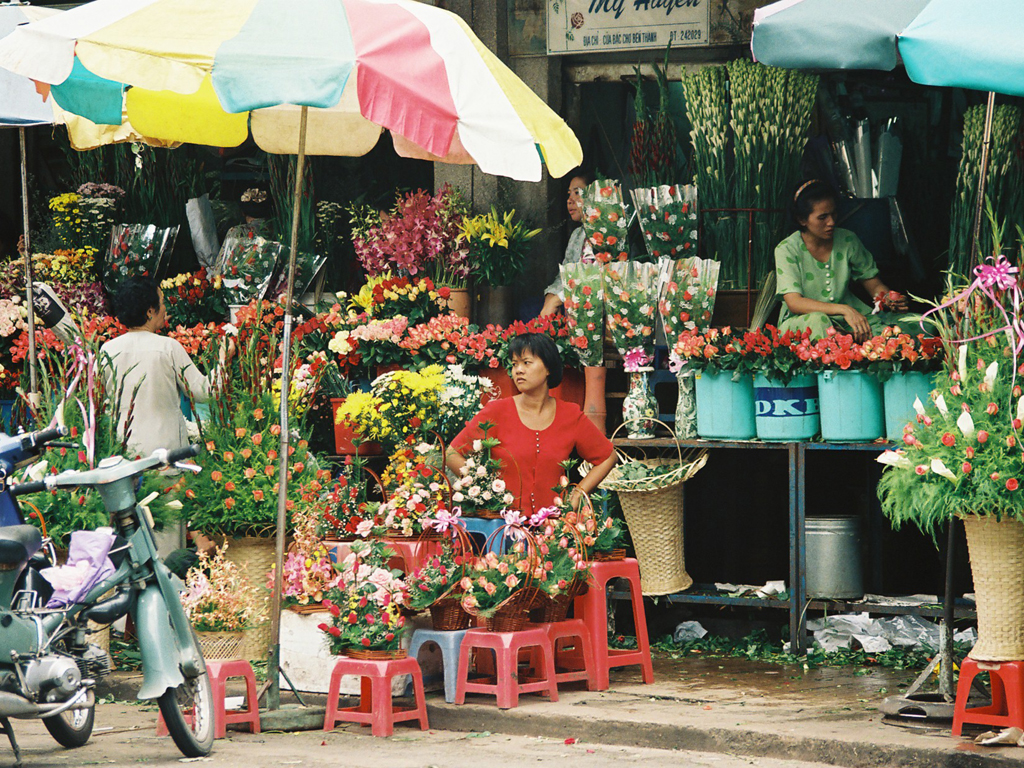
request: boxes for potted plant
[794,328,884,442]
[876,255,1024,661]
[748,326,820,442]
[862,326,944,441]
[674,327,761,440]
[319,540,409,658]
[458,207,540,325]
[182,544,262,661]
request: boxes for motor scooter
[0,428,212,766]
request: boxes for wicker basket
[593,421,708,596]
[530,578,588,623]
[196,630,245,661]
[483,586,544,632]
[219,536,277,662]
[592,548,627,562]
[429,599,473,631]
[962,515,1024,661]
[342,648,406,660]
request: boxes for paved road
[2,702,846,768]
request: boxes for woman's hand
[841,305,871,342]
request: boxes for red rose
[1008,479,1020,492]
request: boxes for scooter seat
[0,525,41,565]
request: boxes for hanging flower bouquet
[581,180,630,263]
[319,540,408,654]
[603,261,659,367]
[632,184,699,259]
[451,422,515,517]
[561,262,604,367]
[657,257,720,339]
[103,224,179,294]
[399,313,474,367]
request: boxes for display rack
[610,437,977,653]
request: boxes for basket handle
[561,483,592,564]
[610,417,683,466]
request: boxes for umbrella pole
[267,105,309,712]
[19,127,37,403]
[969,91,996,268]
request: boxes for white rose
[492,479,506,493]
[472,440,483,452]
[468,486,481,498]
[482,491,493,501]
[453,492,464,502]
[476,466,487,477]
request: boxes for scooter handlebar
[10,481,47,497]
[165,444,200,465]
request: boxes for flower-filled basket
[405,523,474,631]
[460,523,544,633]
[182,544,262,661]
[529,499,591,623]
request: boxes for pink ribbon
[921,254,1024,415]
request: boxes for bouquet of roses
[561,262,604,367]
[399,313,474,367]
[673,326,765,379]
[493,314,581,371]
[350,316,408,370]
[451,422,515,516]
[632,184,699,259]
[319,540,408,653]
[581,180,630,263]
[861,326,944,382]
[161,268,229,326]
[167,322,225,365]
[657,256,720,338]
[104,224,179,294]
[746,325,814,385]
[182,544,262,632]
[604,261,659,367]
[405,546,466,612]
[793,328,870,371]
[453,325,501,371]
[458,545,543,618]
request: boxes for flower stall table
[609,437,977,654]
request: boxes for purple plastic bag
[43,527,116,608]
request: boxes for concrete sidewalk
[98,653,1024,768]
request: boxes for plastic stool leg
[626,574,654,684]
[538,636,559,702]
[410,668,429,731]
[210,673,227,739]
[370,675,394,737]
[454,637,473,705]
[323,665,344,731]
[578,582,611,691]
[495,645,518,709]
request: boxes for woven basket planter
[962,515,1024,661]
[219,536,277,662]
[196,630,245,661]
[342,648,406,661]
[429,599,473,631]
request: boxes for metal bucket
[806,517,863,599]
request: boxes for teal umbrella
[752,0,1024,261]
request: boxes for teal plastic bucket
[754,374,820,441]
[883,371,935,442]
[818,370,884,442]
[695,370,755,440]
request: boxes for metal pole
[941,519,956,701]
[267,105,308,711]
[969,91,996,268]
[19,127,38,402]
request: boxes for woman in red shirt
[448,333,617,514]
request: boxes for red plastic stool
[530,619,597,690]
[572,558,654,691]
[156,659,260,739]
[323,655,428,737]
[455,627,558,709]
[953,658,1024,736]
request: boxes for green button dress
[774,228,881,339]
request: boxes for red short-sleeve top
[451,397,614,515]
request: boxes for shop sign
[547,0,710,54]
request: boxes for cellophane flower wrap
[658,256,720,339]
[632,184,699,259]
[604,261,659,366]
[182,544,262,632]
[877,256,1024,534]
[582,180,630,263]
[103,224,179,295]
[319,540,408,653]
[217,233,283,305]
[561,262,604,367]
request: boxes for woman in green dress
[775,180,906,341]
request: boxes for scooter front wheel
[43,691,94,748]
[157,664,214,757]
